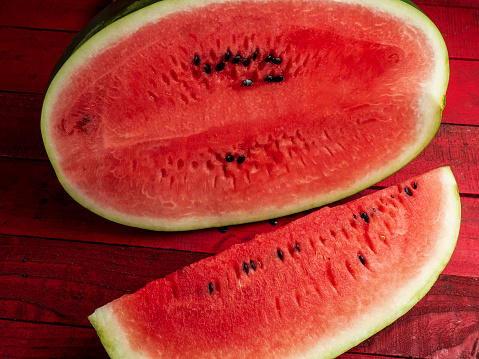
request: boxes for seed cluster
[193,48,285,87]
[224,153,247,164]
[209,180,421,295]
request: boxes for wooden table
[1,0,478,358]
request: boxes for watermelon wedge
[89,167,461,359]
[41,0,449,231]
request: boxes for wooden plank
[0,234,210,326]
[0,5,478,94]
[0,320,414,359]
[0,0,110,32]
[1,260,477,357]
[339,354,409,359]
[442,60,479,126]
[0,27,75,94]
[376,124,479,195]
[0,92,46,159]
[443,204,479,278]
[1,230,478,357]
[419,5,479,60]
[417,0,479,8]
[0,320,108,359]
[352,275,479,358]
[1,233,477,327]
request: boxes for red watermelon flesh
[41,0,449,231]
[88,167,460,359]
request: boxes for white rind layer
[42,0,449,231]
[89,167,460,359]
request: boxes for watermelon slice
[88,167,460,359]
[41,0,449,231]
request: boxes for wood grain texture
[0,0,110,31]
[0,320,413,359]
[353,275,479,358]
[442,60,479,126]
[420,4,479,60]
[0,234,210,326]
[417,0,479,7]
[0,27,75,94]
[0,320,108,359]
[0,92,46,160]
[376,125,479,194]
[1,232,477,358]
[2,234,475,327]
[1,1,477,358]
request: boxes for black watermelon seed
[208,282,214,293]
[268,219,278,225]
[232,55,242,64]
[272,57,282,65]
[264,54,273,62]
[219,226,228,233]
[250,260,256,271]
[405,187,412,196]
[242,79,253,87]
[204,64,211,74]
[360,212,370,223]
[273,75,284,82]
[225,49,232,62]
[372,208,377,213]
[194,54,200,66]
[413,182,418,189]
[253,49,259,61]
[225,154,235,162]
[243,58,251,67]
[358,254,366,265]
[277,249,284,261]
[264,75,274,82]
[353,214,357,219]
[215,62,225,71]
[243,262,249,274]
[237,155,246,164]
[295,243,300,252]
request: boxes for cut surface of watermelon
[41,0,449,231]
[88,167,461,359]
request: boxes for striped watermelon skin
[89,167,460,359]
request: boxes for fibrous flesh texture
[42,0,448,230]
[89,167,460,359]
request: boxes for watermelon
[88,167,460,358]
[41,0,449,231]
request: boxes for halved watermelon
[41,0,449,231]
[89,167,460,359]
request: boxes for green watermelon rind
[88,167,461,358]
[41,0,449,231]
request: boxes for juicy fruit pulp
[41,0,448,230]
[88,167,461,359]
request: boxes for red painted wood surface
[1,1,478,358]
